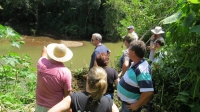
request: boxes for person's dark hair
[123,33,135,43]
[96,53,109,67]
[129,40,146,58]
[156,39,165,46]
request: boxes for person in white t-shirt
[127,25,139,40]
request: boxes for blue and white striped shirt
[117,59,154,103]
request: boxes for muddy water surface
[1,36,124,70]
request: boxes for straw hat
[46,43,73,62]
[151,26,165,34]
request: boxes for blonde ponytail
[88,67,107,103]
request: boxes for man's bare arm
[121,60,129,77]
[41,46,48,58]
[112,103,119,112]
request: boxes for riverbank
[22,35,84,47]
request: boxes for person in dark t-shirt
[96,53,119,99]
[48,67,119,112]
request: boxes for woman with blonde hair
[48,67,119,112]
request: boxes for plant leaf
[191,101,200,112]
[6,27,15,37]
[179,91,189,96]
[11,42,21,48]
[183,13,194,28]
[160,11,182,24]
[3,57,19,66]
[0,5,3,10]
[188,0,200,4]
[189,25,200,34]
[175,95,188,103]
[27,73,36,80]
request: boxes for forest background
[0,0,200,112]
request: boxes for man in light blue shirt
[89,33,110,69]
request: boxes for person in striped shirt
[117,40,154,112]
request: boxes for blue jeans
[121,101,142,112]
[104,93,114,99]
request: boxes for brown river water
[0,36,124,70]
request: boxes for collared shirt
[117,59,154,103]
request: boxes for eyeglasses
[127,29,131,30]
[91,38,97,41]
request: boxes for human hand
[126,103,139,111]
[41,46,47,57]
[147,46,151,50]
[107,50,111,56]
[42,46,47,53]
[150,34,155,40]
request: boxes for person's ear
[132,51,136,56]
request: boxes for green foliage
[1,1,200,111]
[0,24,24,48]
[71,67,88,92]
[72,67,88,79]
[110,48,123,72]
[0,24,36,111]
[188,0,200,4]
[153,1,200,111]
[103,0,179,41]
[0,24,21,39]
[190,25,200,34]
[103,0,127,41]
[161,11,183,24]
[0,5,3,9]
[0,0,179,40]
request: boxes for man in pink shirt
[35,43,73,112]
